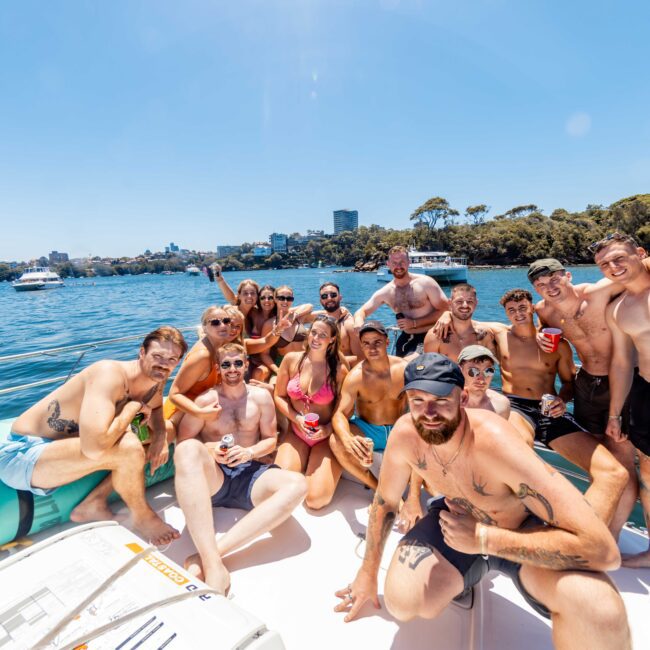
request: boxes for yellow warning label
[126,543,189,586]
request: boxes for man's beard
[452,311,473,321]
[323,302,340,313]
[412,411,461,446]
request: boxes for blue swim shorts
[349,416,393,451]
[0,431,55,496]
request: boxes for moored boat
[377,249,468,283]
[185,265,201,275]
[12,267,64,292]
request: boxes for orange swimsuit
[163,348,219,419]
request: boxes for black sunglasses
[587,232,637,254]
[220,359,245,369]
[467,366,495,378]
[276,295,295,302]
[260,295,275,301]
[208,318,232,327]
[320,292,339,300]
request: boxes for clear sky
[1,1,649,261]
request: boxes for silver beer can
[361,437,374,467]
[219,434,235,452]
[540,394,555,416]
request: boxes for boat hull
[13,281,64,291]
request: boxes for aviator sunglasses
[320,292,339,300]
[220,359,245,369]
[466,366,496,378]
[208,317,232,327]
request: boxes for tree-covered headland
[2,194,648,282]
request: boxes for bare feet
[132,513,180,546]
[70,498,124,524]
[184,553,231,596]
[621,550,650,568]
[184,552,204,579]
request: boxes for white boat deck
[104,477,650,650]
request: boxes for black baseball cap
[359,320,388,337]
[402,353,465,396]
[527,258,565,283]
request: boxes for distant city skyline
[1,2,649,260]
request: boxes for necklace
[430,425,466,476]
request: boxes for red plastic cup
[304,412,320,433]
[541,328,562,352]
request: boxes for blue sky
[1,1,649,260]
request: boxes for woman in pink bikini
[274,315,348,510]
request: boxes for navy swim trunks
[505,394,585,447]
[400,497,551,619]
[211,460,279,511]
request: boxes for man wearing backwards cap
[528,257,644,539]
[331,321,407,490]
[336,353,630,649]
[457,345,510,418]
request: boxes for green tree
[410,197,459,231]
[465,204,490,226]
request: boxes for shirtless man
[355,246,449,357]
[174,343,307,594]
[330,321,406,489]
[313,282,362,362]
[424,283,497,360]
[528,257,640,536]
[0,326,186,545]
[493,289,628,534]
[335,354,630,649]
[592,233,650,567]
[457,345,510,418]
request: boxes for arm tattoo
[47,400,79,436]
[472,473,492,496]
[142,383,162,405]
[516,483,556,525]
[397,540,435,570]
[450,497,497,525]
[415,454,427,470]
[366,491,395,552]
[496,547,589,570]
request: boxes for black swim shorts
[394,331,426,357]
[506,394,586,447]
[573,368,611,436]
[211,461,278,511]
[400,497,550,619]
[628,369,650,457]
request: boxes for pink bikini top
[287,372,335,407]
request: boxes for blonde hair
[223,304,245,347]
[197,305,227,338]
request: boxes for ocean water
[0,265,605,419]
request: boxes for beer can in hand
[540,394,555,416]
[130,414,150,442]
[361,437,374,467]
[219,434,235,453]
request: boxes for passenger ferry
[185,265,201,276]
[377,250,468,283]
[12,266,64,292]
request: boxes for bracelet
[412,319,417,328]
[478,524,489,555]
[608,415,622,421]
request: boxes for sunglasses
[220,359,245,369]
[587,232,637,254]
[260,295,275,301]
[466,367,495,378]
[276,295,295,302]
[320,292,339,300]
[208,318,232,327]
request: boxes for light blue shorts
[0,431,55,496]
[349,416,393,452]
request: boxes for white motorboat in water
[185,265,201,275]
[377,249,468,283]
[12,267,64,292]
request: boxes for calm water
[0,266,605,419]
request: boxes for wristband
[412,319,417,328]
[478,524,489,555]
[608,415,622,422]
